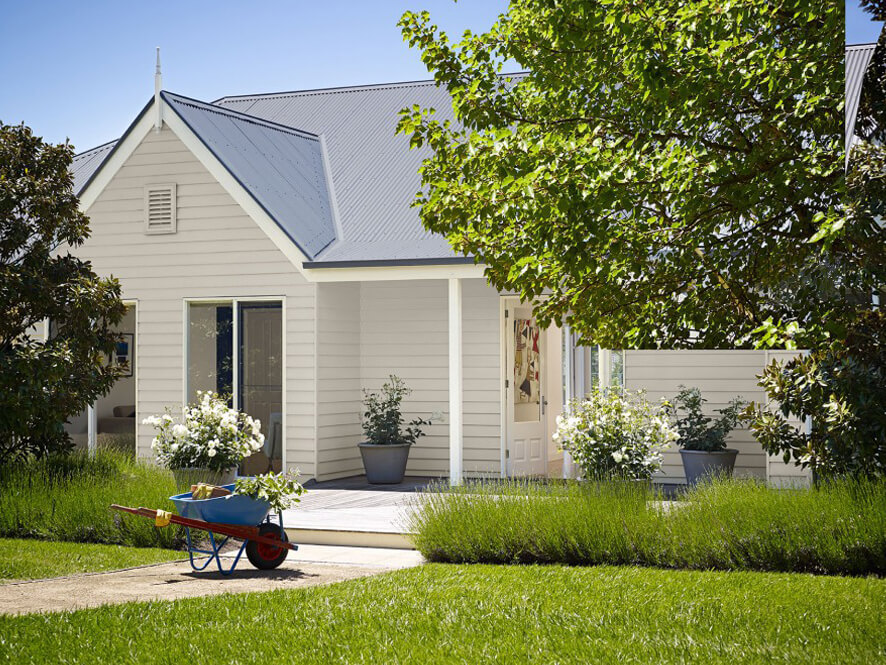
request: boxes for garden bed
[408,477,886,575]
[0,451,181,548]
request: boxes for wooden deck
[282,476,437,549]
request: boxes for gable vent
[144,184,176,234]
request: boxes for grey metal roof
[846,43,877,155]
[213,79,470,264]
[162,92,335,258]
[71,140,116,194]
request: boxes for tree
[397,0,852,349]
[0,121,125,461]
[745,20,886,477]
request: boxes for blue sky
[2,2,880,153]
[0,1,506,151]
[847,0,883,43]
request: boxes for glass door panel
[187,303,233,403]
[238,302,283,474]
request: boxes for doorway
[503,298,547,476]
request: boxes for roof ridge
[214,71,530,104]
[162,91,321,141]
[73,139,117,160]
[846,42,878,49]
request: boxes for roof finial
[154,47,163,131]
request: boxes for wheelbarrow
[110,484,297,575]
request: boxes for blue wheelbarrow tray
[170,484,270,526]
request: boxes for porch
[281,475,435,549]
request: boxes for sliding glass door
[238,302,283,474]
[187,300,282,474]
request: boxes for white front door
[504,300,547,476]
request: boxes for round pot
[172,466,237,491]
[679,449,738,486]
[358,442,411,484]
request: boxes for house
[59,54,841,485]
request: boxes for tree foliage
[0,122,125,461]
[748,310,886,478]
[398,0,849,349]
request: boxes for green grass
[0,451,182,548]
[0,538,185,580]
[408,477,886,575]
[0,564,883,664]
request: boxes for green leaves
[398,0,845,351]
[0,122,126,461]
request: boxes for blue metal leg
[184,527,248,575]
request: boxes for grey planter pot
[358,442,411,484]
[679,449,738,485]
[172,467,237,491]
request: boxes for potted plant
[359,376,431,484]
[143,391,265,489]
[554,387,678,482]
[666,386,746,485]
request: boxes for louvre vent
[144,184,176,234]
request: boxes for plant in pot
[143,391,264,489]
[359,376,432,484]
[554,387,678,483]
[666,386,746,485]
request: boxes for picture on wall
[112,333,134,377]
[514,318,540,404]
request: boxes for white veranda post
[87,403,97,456]
[448,277,463,485]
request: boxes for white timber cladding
[623,349,810,485]
[143,184,176,234]
[315,282,363,480]
[79,127,316,477]
[350,278,502,479]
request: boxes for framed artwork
[514,318,540,404]
[112,333,134,377]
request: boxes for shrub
[143,391,264,471]
[0,450,181,548]
[234,470,306,513]
[666,386,746,452]
[748,310,886,478]
[362,375,432,445]
[553,388,677,480]
[408,477,886,576]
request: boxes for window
[187,300,283,472]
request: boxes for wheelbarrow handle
[109,504,297,551]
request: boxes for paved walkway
[0,545,423,616]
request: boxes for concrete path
[0,545,423,616]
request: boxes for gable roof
[213,79,471,266]
[161,92,336,258]
[846,43,877,154]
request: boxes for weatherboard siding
[623,350,810,485]
[315,282,363,480]
[79,127,317,477]
[358,279,502,478]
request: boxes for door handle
[542,398,548,414]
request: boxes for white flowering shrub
[554,388,678,480]
[143,392,264,472]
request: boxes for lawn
[0,564,883,664]
[0,538,185,581]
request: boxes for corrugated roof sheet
[162,92,335,258]
[213,79,469,263]
[846,43,877,155]
[71,140,116,194]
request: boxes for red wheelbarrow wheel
[246,523,289,570]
